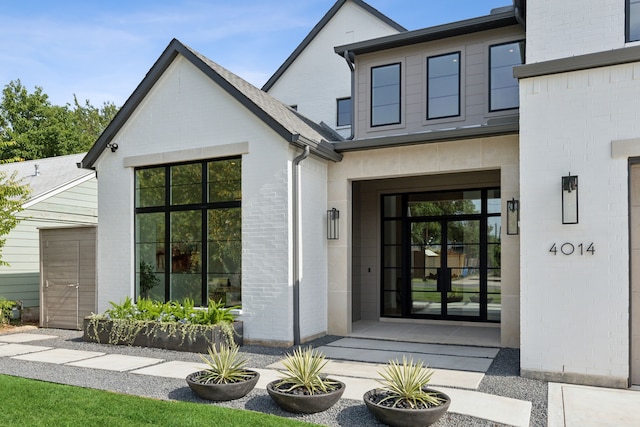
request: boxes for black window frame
[488,40,525,112]
[370,62,401,127]
[336,97,352,127]
[628,0,640,42]
[426,51,461,120]
[134,156,242,307]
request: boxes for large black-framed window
[134,157,241,307]
[337,97,352,127]
[628,0,640,42]
[489,40,525,112]
[427,52,461,120]
[371,63,401,127]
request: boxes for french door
[381,189,501,322]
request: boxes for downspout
[343,50,355,140]
[292,145,310,346]
[514,0,526,30]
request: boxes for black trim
[335,11,519,56]
[514,43,640,80]
[370,63,401,127]
[488,40,525,113]
[80,39,342,169]
[134,157,241,307]
[380,188,501,322]
[262,0,405,91]
[426,51,461,120]
[336,97,352,127]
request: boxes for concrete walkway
[548,382,640,427]
[0,331,531,427]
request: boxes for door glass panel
[411,221,442,315]
[487,268,501,321]
[383,196,402,217]
[446,220,480,317]
[408,190,481,216]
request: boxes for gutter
[292,146,310,346]
[343,51,355,140]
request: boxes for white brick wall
[519,62,640,382]
[93,56,307,344]
[266,0,402,138]
[526,0,626,63]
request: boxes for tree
[0,171,30,266]
[0,80,118,162]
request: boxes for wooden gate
[40,226,96,330]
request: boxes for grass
[0,374,321,427]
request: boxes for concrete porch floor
[350,319,502,347]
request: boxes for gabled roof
[261,0,406,92]
[80,39,342,169]
[335,8,520,56]
[0,153,94,207]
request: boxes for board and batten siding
[0,177,97,312]
[354,25,524,140]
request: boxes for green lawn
[0,374,321,427]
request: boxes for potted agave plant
[267,347,345,414]
[363,356,451,427]
[186,343,259,401]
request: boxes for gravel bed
[0,328,547,426]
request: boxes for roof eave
[335,11,519,56]
[333,122,519,152]
[262,0,406,92]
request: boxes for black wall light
[562,173,578,224]
[327,208,339,240]
[506,198,519,235]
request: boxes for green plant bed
[83,317,242,353]
[82,297,242,352]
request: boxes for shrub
[0,298,16,325]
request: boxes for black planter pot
[266,379,346,414]
[186,370,259,401]
[363,388,451,427]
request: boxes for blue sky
[1,1,511,107]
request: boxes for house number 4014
[549,243,595,255]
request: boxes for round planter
[363,388,451,427]
[186,370,259,401]
[266,379,346,414]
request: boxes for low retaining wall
[82,318,243,353]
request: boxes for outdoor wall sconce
[562,173,578,224]
[506,198,519,235]
[106,142,119,152]
[327,208,339,240]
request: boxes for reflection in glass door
[382,189,501,322]
[410,220,481,318]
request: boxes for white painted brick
[520,61,640,381]
[527,0,626,62]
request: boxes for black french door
[381,189,501,322]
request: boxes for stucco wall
[328,135,520,347]
[518,62,640,386]
[92,56,312,344]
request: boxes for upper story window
[337,97,352,127]
[628,0,640,42]
[371,63,401,127]
[489,41,524,112]
[427,52,461,120]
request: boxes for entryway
[40,226,96,330]
[381,188,501,322]
[630,161,640,386]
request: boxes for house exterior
[263,0,405,139]
[0,153,97,321]
[81,0,640,389]
[330,6,524,349]
[515,0,640,388]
